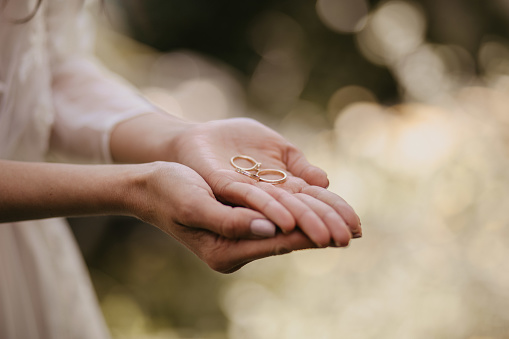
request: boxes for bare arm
[0,159,324,273]
[0,160,135,222]
[0,159,262,230]
[111,114,362,246]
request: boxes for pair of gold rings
[230,155,287,185]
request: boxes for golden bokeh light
[479,38,509,89]
[315,0,369,34]
[334,102,392,162]
[394,44,452,101]
[327,85,377,122]
[383,104,459,176]
[356,0,426,66]
[142,52,247,122]
[87,1,509,338]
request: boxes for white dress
[0,0,158,337]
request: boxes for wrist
[110,112,194,164]
[118,162,156,221]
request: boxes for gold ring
[235,168,260,181]
[257,169,287,184]
[230,155,261,171]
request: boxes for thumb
[181,196,278,239]
[285,146,329,188]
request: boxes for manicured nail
[250,219,276,238]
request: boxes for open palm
[169,118,361,247]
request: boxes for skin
[1,111,361,273]
[111,113,362,246]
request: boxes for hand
[130,161,318,273]
[168,118,362,247]
[172,226,317,273]
[132,161,272,239]
[111,114,362,246]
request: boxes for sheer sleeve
[46,0,160,163]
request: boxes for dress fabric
[0,0,158,337]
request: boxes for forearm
[110,112,191,164]
[0,160,144,222]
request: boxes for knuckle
[177,200,196,225]
[261,198,278,213]
[220,208,250,239]
[300,165,315,178]
[286,177,308,194]
[304,167,328,187]
[213,174,234,193]
[219,219,237,238]
[324,210,341,225]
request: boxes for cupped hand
[132,161,276,239]
[172,222,318,273]
[168,118,362,247]
[130,161,319,273]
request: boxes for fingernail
[336,239,350,247]
[250,219,276,238]
[353,233,362,239]
[335,238,350,247]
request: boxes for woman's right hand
[0,159,322,273]
[130,161,277,240]
[128,161,320,273]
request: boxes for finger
[181,195,279,239]
[259,182,332,247]
[294,193,351,247]
[217,179,296,231]
[285,146,329,188]
[301,186,362,237]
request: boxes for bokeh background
[70,0,509,338]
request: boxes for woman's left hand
[167,118,361,247]
[111,114,361,247]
